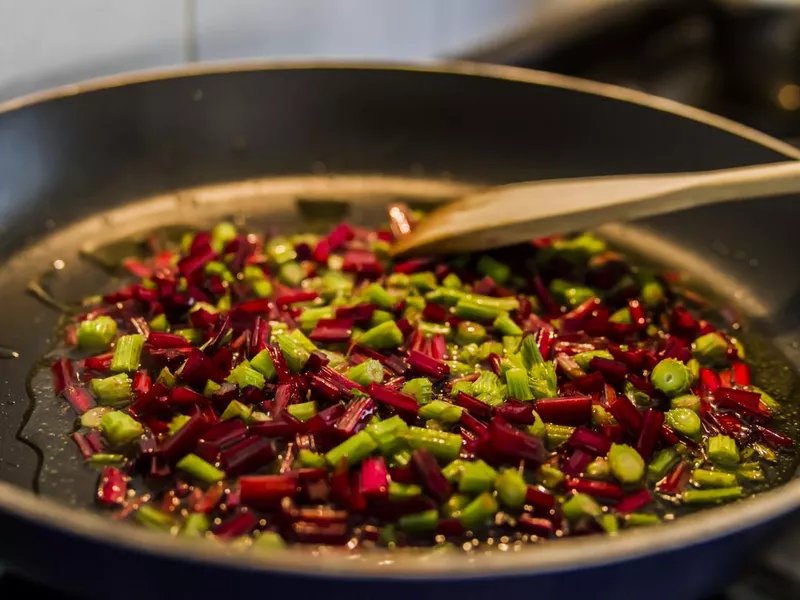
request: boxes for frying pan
[0,61,799,600]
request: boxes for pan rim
[1,59,799,579]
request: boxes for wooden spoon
[391,161,800,257]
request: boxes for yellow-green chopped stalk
[418,321,451,337]
[562,492,602,522]
[670,394,701,413]
[592,404,616,427]
[664,408,702,439]
[418,400,463,424]
[625,513,661,528]
[442,494,471,519]
[216,294,231,311]
[211,221,237,250]
[176,453,226,484]
[398,509,438,532]
[647,448,680,481]
[682,487,743,504]
[640,280,665,307]
[545,424,575,449]
[299,307,335,331]
[458,460,498,494]
[88,453,126,466]
[148,313,169,333]
[442,459,467,483]
[549,279,595,308]
[505,368,533,401]
[573,350,614,371]
[405,295,426,311]
[692,333,729,365]
[168,414,192,435]
[409,272,437,292]
[609,308,631,324]
[286,401,317,422]
[182,513,210,537]
[325,430,377,467]
[404,427,462,462]
[243,264,266,283]
[101,410,144,447]
[455,321,486,345]
[390,450,412,468]
[460,492,499,530]
[371,310,394,326]
[607,444,645,484]
[203,380,221,397]
[426,287,467,307]
[274,332,310,372]
[476,341,504,362]
[364,283,395,309]
[442,273,462,289]
[650,358,692,397]
[110,334,145,372]
[550,233,607,263]
[226,362,266,389]
[586,457,610,480]
[249,350,276,381]
[78,316,118,351]
[495,468,527,509]
[357,320,404,350]
[751,386,780,412]
[476,255,510,284]
[80,406,113,429]
[538,464,565,489]
[450,380,474,398]
[687,358,700,381]
[527,411,546,438]
[502,335,522,354]
[221,400,252,422]
[297,449,327,469]
[493,313,522,336]
[204,261,235,282]
[253,531,287,550]
[468,294,520,312]
[156,367,177,389]
[378,524,397,548]
[454,299,505,321]
[691,469,737,488]
[174,328,203,345]
[277,261,304,287]
[136,505,175,531]
[253,279,273,298]
[597,513,619,535]
[387,273,411,288]
[89,373,132,407]
[346,359,385,387]
[366,415,409,455]
[388,482,423,501]
[402,378,434,405]
[289,329,317,353]
[707,435,739,466]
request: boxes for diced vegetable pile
[56,205,796,549]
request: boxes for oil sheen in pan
[13,175,800,509]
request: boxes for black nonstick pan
[0,61,799,600]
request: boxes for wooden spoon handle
[392,161,800,256]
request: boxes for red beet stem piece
[359,457,389,498]
[606,392,643,435]
[628,299,646,328]
[97,466,128,506]
[202,419,247,446]
[422,303,448,322]
[72,432,96,459]
[531,275,560,315]
[335,303,377,323]
[712,413,751,444]
[571,372,605,393]
[367,383,418,415]
[626,373,656,396]
[170,386,207,406]
[251,415,303,439]
[699,368,720,394]
[239,474,298,506]
[535,396,592,426]
[484,416,547,465]
[589,357,627,382]
[459,411,491,442]
[615,488,653,514]
[495,399,535,425]
[266,344,292,383]
[659,460,690,494]
[636,409,664,460]
[342,250,383,277]
[290,521,350,545]
[754,424,795,449]
[407,350,450,379]
[562,449,593,477]
[85,431,104,454]
[518,514,555,537]
[731,361,751,387]
[276,290,319,305]
[660,424,681,447]
[63,385,96,415]
[334,396,377,436]
[159,413,210,462]
[525,486,556,509]
[411,448,451,502]
[309,319,354,344]
[713,387,769,418]
[568,426,612,456]
[454,391,493,419]
[430,334,447,361]
[248,316,270,358]
[213,511,258,538]
[436,518,465,537]
[222,436,276,476]
[565,477,624,500]
[147,332,193,348]
[132,370,152,399]
[273,383,296,417]
[179,349,225,386]
[393,258,431,275]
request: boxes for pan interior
[3,175,798,524]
